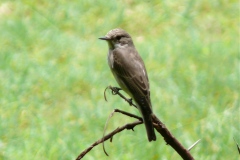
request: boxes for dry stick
[102,109,142,156]
[188,139,201,151]
[108,86,194,160]
[105,86,136,108]
[114,108,142,121]
[151,114,194,160]
[233,137,240,154]
[76,86,195,160]
[76,120,142,160]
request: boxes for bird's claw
[111,87,122,95]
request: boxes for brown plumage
[99,28,156,142]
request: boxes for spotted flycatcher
[99,28,156,141]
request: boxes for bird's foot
[109,86,136,108]
[111,87,122,95]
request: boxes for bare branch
[76,86,196,160]
[106,86,137,108]
[76,121,142,160]
[114,109,142,121]
[108,86,195,160]
[101,109,141,156]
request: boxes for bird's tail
[136,98,156,142]
[141,111,156,142]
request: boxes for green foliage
[0,0,239,159]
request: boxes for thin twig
[102,109,143,156]
[76,86,196,160]
[106,86,137,108]
[233,137,240,154]
[108,86,195,160]
[114,109,142,121]
[76,121,142,160]
[188,139,201,151]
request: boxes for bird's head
[99,28,134,49]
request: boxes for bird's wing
[112,48,151,100]
[111,48,155,141]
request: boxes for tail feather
[135,97,156,142]
[141,111,156,141]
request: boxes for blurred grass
[0,0,239,159]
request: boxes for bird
[99,28,156,142]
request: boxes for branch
[151,114,194,159]
[233,137,240,154]
[101,109,143,156]
[114,108,142,121]
[107,86,195,159]
[76,85,197,160]
[104,86,136,108]
[76,120,142,160]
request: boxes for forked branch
[76,86,197,160]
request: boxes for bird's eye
[116,36,121,40]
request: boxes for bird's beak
[99,36,111,41]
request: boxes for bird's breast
[107,50,114,69]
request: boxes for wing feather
[111,48,151,102]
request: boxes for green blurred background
[0,0,239,159]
